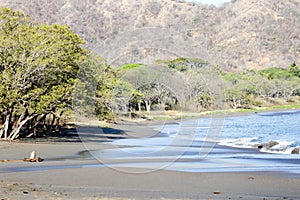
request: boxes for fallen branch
[0,158,44,162]
[23,157,44,162]
[0,151,44,162]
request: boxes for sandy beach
[1,123,300,200]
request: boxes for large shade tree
[0,8,113,140]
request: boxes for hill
[0,0,299,70]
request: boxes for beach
[1,122,300,200]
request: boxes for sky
[185,0,232,6]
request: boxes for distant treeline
[113,58,300,114]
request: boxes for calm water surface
[85,109,300,174]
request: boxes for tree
[111,80,135,112]
[136,82,178,112]
[289,62,300,77]
[196,92,214,111]
[0,8,90,140]
[73,54,116,121]
[118,64,184,113]
[225,88,251,109]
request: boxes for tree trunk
[27,114,47,137]
[161,100,166,111]
[48,113,56,133]
[0,125,4,139]
[145,100,151,112]
[1,107,13,140]
[54,111,64,132]
[9,114,37,140]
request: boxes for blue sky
[185,0,232,6]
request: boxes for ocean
[90,109,300,174]
[220,109,300,154]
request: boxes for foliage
[115,64,185,112]
[196,92,214,110]
[111,79,136,112]
[220,64,300,107]
[289,62,300,77]
[163,57,210,72]
[259,67,293,80]
[118,63,144,71]
[2,0,299,71]
[225,88,252,109]
[115,58,300,114]
[0,8,115,140]
[73,54,116,121]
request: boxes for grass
[66,101,300,126]
[139,103,300,122]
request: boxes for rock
[258,141,279,149]
[265,141,279,148]
[291,148,300,154]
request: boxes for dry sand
[1,124,300,200]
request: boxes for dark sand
[1,124,300,200]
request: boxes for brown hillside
[0,0,299,70]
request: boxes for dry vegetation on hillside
[0,0,299,70]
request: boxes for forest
[0,8,299,140]
[113,59,300,114]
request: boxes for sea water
[219,109,300,154]
[109,109,300,154]
[90,109,300,174]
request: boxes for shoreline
[3,105,299,144]
[113,104,300,125]
[1,109,300,199]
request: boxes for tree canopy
[0,8,114,140]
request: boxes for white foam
[218,137,260,149]
[219,137,300,155]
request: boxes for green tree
[289,62,300,77]
[225,88,251,109]
[119,64,183,112]
[196,92,214,111]
[112,79,135,112]
[73,54,116,121]
[0,8,110,140]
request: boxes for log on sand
[0,151,44,162]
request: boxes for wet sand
[1,124,300,199]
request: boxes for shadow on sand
[17,125,127,143]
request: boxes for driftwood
[0,151,44,162]
[0,158,44,162]
[22,157,44,162]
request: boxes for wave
[218,137,261,149]
[218,138,300,155]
